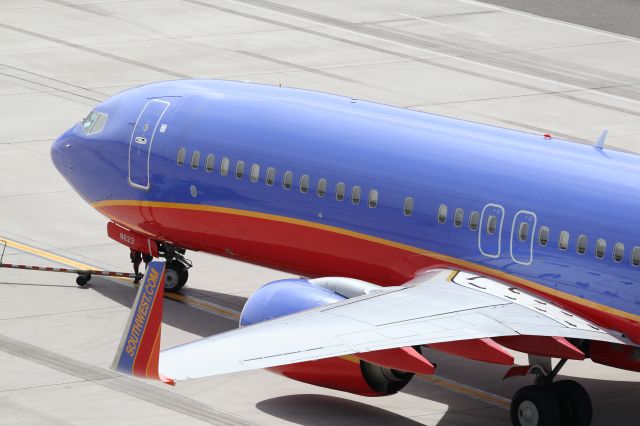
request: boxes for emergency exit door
[510,210,537,265]
[478,203,505,258]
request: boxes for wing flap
[159,269,630,380]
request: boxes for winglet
[111,260,174,385]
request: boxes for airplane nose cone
[51,127,75,177]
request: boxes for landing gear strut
[510,358,592,426]
[158,243,191,292]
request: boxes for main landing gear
[158,243,192,293]
[510,358,592,426]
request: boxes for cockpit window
[82,111,108,135]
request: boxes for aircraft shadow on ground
[88,276,640,426]
[256,394,427,426]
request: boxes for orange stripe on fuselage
[93,200,640,329]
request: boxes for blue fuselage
[51,80,640,329]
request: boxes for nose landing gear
[164,259,189,292]
[158,243,191,292]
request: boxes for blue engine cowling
[240,278,346,326]
[239,277,416,396]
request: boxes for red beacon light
[543,133,552,140]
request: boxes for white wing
[159,269,629,380]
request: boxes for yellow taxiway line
[1,235,510,409]
[1,238,102,270]
[0,237,240,321]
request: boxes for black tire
[511,385,561,426]
[76,274,90,287]
[164,260,188,292]
[553,380,592,426]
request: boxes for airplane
[50,79,640,426]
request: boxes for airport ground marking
[0,237,239,321]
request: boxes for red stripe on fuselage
[97,203,640,343]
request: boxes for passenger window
[437,204,448,224]
[632,246,640,266]
[317,178,327,197]
[403,197,414,216]
[368,189,378,208]
[486,215,497,235]
[538,226,549,246]
[283,171,293,189]
[250,164,260,183]
[577,234,587,254]
[266,167,276,186]
[469,211,479,231]
[176,147,186,166]
[336,182,345,201]
[351,186,361,205]
[454,208,464,228]
[518,222,529,241]
[205,154,215,172]
[558,231,569,250]
[595,238,606,259]
[220,157,230,176]
[191,151,201,169]
[613,242,624,262]
[235,160,245,179]
[300,175,309,193]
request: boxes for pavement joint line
[0,62,109,96]
[0,305,122,322]
[396,12,492,37]
[0,71,104,103]
[185,0,640,121]
[0,378,90,394]
[0,334,257,426]
[0,190,74,200]
[0,23,191,80]
[1,235,513,409]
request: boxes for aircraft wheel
[553,380,592,426]
[511,385,561,426]
[76,274,91,287]
[164,260,188,292]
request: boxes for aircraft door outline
[478,203,505,258]
[128,99,170,190]
[510,210,537,265]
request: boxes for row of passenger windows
[178,148,640,265]
[177,148,384,208]
[437,204,640,266]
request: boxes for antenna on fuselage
[594,129,608,149]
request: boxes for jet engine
[240,277,420,396]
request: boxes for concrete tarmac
[479,0,640,39]
[1,0,640,425]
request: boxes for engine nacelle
[240,278,416,396]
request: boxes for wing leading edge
[159,269,630,381]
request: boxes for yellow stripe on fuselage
[92,199,640,323]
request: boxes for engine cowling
[240,278,417,396]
